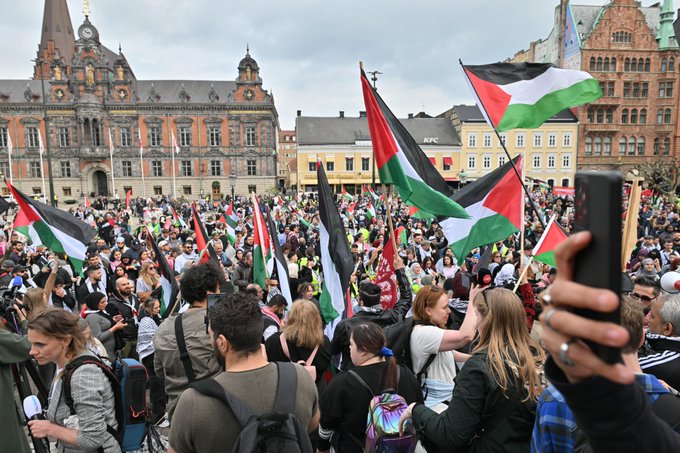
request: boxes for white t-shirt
[410,325,457,384]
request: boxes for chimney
[359,111,367,118]
[339,111,344,118]
[296,110,302,117]
[408,113,414,119]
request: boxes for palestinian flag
[408,205,434,220]
[251,194,273,290]
[363,185,379,201]
[146,228,180,316]
[294,209,311,230]
[7,180,96,275]
[532,215,568,267]
[396,225,408,246]
[440,156,524,261]
[462,62,601,132]
[347,201,357,215]
[366,200,376,223]
[342,188,354,202]
[223,202,239,245]
[265,206,293,305]
[0,196,11,215]
[360,68,468,219]
[171,205,187,229]
[317,162,353,338]
[191,204,218,264]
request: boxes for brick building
[508,0,680,174]
[0,0,279,203]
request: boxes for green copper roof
[658,0,679,49]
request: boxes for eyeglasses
[626,292,656,303]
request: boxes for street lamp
[229,169,237,201]
[459,170,467,187]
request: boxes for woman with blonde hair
[136,261,160,303]
[399,287,545,452]
[409,284,477,409]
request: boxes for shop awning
[443,156,453,166]
[428,157,436,165]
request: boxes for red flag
[374,236,398,309]
[84,196,90,208]
[125,190,131,210]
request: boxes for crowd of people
[0,185,679,452]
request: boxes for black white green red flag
[146,228,180,316]
[7,180,97,275]
[532,215,568,267]
[462,62,601,131]
[317,161,353,338]
[251,194,273,290]
[440,156,524,260]
[265,205,293,305]
[360,67,468,220]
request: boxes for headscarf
[636,258,659,278]
[494,263,516,287]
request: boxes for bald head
[116,277,133,297]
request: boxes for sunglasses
[626,292,656,303]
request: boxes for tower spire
[35,0,76,79]
[658,0,678,50]
[84,0,90,18]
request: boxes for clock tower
[235,47,265,102]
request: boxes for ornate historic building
[0,0,279,203]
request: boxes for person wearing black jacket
[107,277,140,359]
[331,255,411,371]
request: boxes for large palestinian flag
[360,67,468,219]
[251,194,273,290]
[265,205,293,305]
[146,228,180,316]
[532,215,568,267]
[462,62,601,131]
[222,202,239,245]
[7,180,97,274]
[317,162,354,338]
[440,156,524,260]
[191,204,218,264]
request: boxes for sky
[1,0,613,129]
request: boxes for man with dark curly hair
[153,263,222,423]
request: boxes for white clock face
[82,27,93,38]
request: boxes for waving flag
[366,200,376,223]
[532,215,568,267]
[222,202,239,245]
[146,228,180,316]
[374,234,397,309]
[360,67,468,219]
[251,194,272,290]
[265,206,293,305]
[191,204,218,264]
[462,62,601,131]
[342,188,354,202]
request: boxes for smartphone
[572,171,622,364]
[207,293,228,309]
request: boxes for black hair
[634,275,661,297]
[268,294,288,308]
[209,293,263,357]
[350,322,397,389]
[180,263,220,304]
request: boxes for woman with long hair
[136,298,167,425]
[399,288,545,452]
[26,309,122,452]
[108,249,122,272]
[136,262,160,303]
[318,322,423,453]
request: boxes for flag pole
[139,139,146,199]
[383,184,398,253]
[459,59,545,229]
[38,133,46,199]
[108,128,116,198]
[519,151,526,263]
[171,131,178,199]
[7,134,13,185]
[513,256,533,293]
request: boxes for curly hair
[180,263,220,304]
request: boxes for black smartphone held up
[572,171,622,365]
[205,293,229,332]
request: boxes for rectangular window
[122,160,132,177]
[482,133,492,148]
[533,154,541,169]
[308,162,316,172]
[562,154,571,168]
[181,160,192,177]
[60,161,71,178]
[467,154,476,169]
[361,157,370,171]
[607,81,615,97]
[26,127,39,148]
[0,162,9,176]
[498,155,507,167]
[659,82,673,98]
[248,185,257,194]
[623,81,630,98]
[482,154,491,169]
[179,127,192,147]
[516,133,525,147]
[562,133,572,147]
[183,186,192,196]
[208,126,221,147]
[245,126,256,146]
[153,186,163,195]
[548,133,557,147]
[467,133,477,147]
[119,127,131,147]
[57,127,70,147]
[633,82,640,98]
[533,132,543,147]
[210,160,221,176]
[152,160,163,177]
[345,157,354,171]
[498,133,507,146]
[0,127,7,148]
[29,162,41,178]
[247,159,257,176]
[326,161,335,171]
[641,82,649,98]
[62,187,71,197]
[149,126,162,147]
[547,154,556,169]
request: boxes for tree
[635,157,680,201]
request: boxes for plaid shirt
[531,373,669,453]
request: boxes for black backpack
[573,392,680,453]
[384,318,435,389]
[190,362,313,453]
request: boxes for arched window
[604,57,610,71]
[621,108,629,123]
[657,109,664,124]
[625,58,630,71]
[611,57,617,71]
[628,136,636,155]
[645,58,650,72]
[661,57,668,72]
[631,58,637,71]
[606,108,614,123]
[619,136,627,155]
[631,108,638,124]
[637,137,645,155]
[596,109,604,123]
[588,108,595,123]
[654,137,660,155]
[640,108,647,124]
[585,136,593,155]
[603,136,612,155]
[664,137,671,155]
[665,108,672,124]
[590,57,596,71]
[670,57,675,71]
[596,57,603,71]
[594,136,602,155]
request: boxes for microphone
[23,395,50,451]
[5,275,23,299]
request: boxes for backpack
[384,318,435,387]
[572,392,680,453]
[348,368,418,453]
[279,333,319,381]
[190,362,313,453]
[62,355,154,452]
